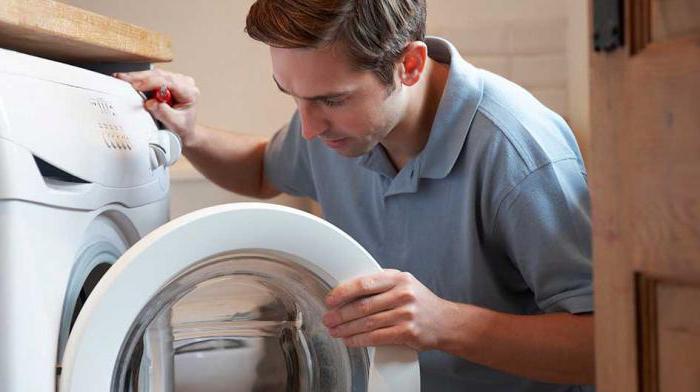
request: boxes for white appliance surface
[0,48,173,391]
[61,203,420,392]
[0,48,419,392]
[0,48,175,210]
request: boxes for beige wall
[63,0,307,217]
[62,0,590,216]
[63,0,294,135]
[428,0,590,159]
[566,0,592,162]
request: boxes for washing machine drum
[60,203,419,391]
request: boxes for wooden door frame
[592,0,700,390]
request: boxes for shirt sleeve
[263,112,318,200]
[493,158,593,314]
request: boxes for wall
[428,0,590,159]
[61,0,306,217]
[61,0,590,216]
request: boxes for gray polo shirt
[264,37,593,392]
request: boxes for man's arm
[440,303,594,385]
[115,69,280,199]
[181,124,279,198]
[323,270,595,385]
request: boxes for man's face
[270,44,406,157]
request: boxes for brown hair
[245,0,427,87]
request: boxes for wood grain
[656,281,700,392]
[0,0,172,63]
[591,0,700,390]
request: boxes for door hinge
[594,0,624,52]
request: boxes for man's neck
[382,58,450,171]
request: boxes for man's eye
[322,98,346,107]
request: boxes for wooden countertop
[0,0,172,63]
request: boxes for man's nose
[298,101,327,140]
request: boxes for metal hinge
[593,0,624,52]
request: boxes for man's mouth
[323,137,349,149]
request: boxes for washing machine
[0,48,419,391]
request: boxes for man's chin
[323,139,370,157]
[333,144,372,158]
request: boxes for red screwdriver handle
[153,85,173,105]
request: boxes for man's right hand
[114,69,200,146]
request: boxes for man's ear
[398,41,428,87]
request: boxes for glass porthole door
[59,203,420,392]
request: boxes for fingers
[114,69,199,139]
[114,70,168,93]
[328,306,414,338]
[323,285,416,328]
[114,69,199,105]
[113,69,163,86]
[144,99,179,129]
[326,269,405,308]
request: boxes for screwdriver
[152,84,173,106]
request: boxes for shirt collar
[357,37,484,194]
[417,36,483,179]
[358,144,396,178]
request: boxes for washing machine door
[60,203,419,392]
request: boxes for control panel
[89,97,133,151]
[0,47,181,189]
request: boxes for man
[116,0,594,390]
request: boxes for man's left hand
[322,269,451,351]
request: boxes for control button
[105,134,115,149]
